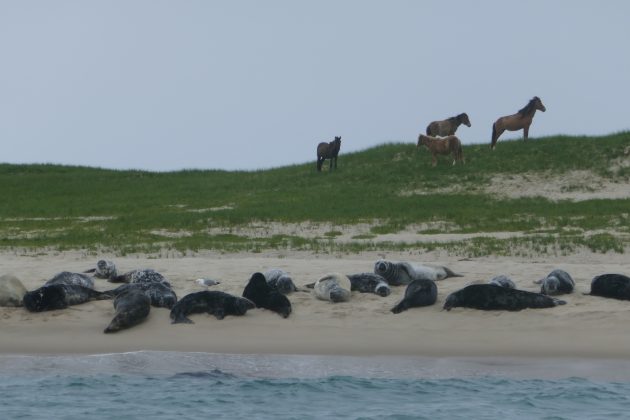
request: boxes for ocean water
[1,352,630,420]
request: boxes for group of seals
[374,260,462,285]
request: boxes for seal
[313,273,352,303]
[104,289,151,333]
[170,291,255,324]
[84,260,117,280]
[264,269,298,294]
[23,284,112,312]
[242,272,292,318]
[0,274,28,307]
[374,260,462,285]
[534,269,574,295]
[587,274,630,300]
[110,269,171,287]
[105,281,177,309]
[443,284,566,311]
[45,271,95,289]
[488,275,516,289]
[391,279,437,314]
[346,273,391,297]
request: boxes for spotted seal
[23,284,112,312]
[105,281,177,309]
[263,269,298,294]
[243,272,292,318]
[391,279,437,314]
[0,274,28,307]
[84,260,117,280]
[109,269,171,287]
[45,271,95,289]
[346,273,391,297]
[374,260,462,286]
[170,291,255,324]
[313,273,352,303]
[488,275,516,289]
[586,274,630,300]
[534,269,574,295]
[104,289,151,333]
[443,284,566,311]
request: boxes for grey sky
[1,1,629,171]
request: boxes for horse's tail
[491,122,497,149]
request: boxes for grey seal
[313,273,352,303]
[104,289,151,333]
[242,272,292,318]
[346,273,391,297]
[0,274,28,307]
[170,291,255,324]
[443,284,566,311]
[105,281,177,309]
[587,274,630,300]
[23,284,112,312]
[374,260,462,286]
[110,269,171,287]
[45,271,95,289]
[391,279,437,314]
[84,260,117,280]
[263,269,298,294]
[534,269,574,295]
[488,275,516,289]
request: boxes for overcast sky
[1,1,629,171]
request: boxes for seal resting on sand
[0,274,28,307]
[587,274,630,300]
[104,289,151,333]
[488,275,516,289]
[443,284,566,311]
[374,260,462,285]
[170,291,255,324]
[313,273,352,303]
[346,273,391,297]
[84,260,117,280]
[391,279,437,314]
[23,284,112,312]
[44,271,95,289]
[534,269,574,295]
[105,281,177,309]
[243,272,292,318]
[263,269,298,294]
[109,269,171,287]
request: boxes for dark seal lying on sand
[170,291,255,324]
[587,274,630,300]
[23,284,112,312]
[443,284,566,311]
[104,289,151,333]
[243,272,292,318]
[391,279,437,314]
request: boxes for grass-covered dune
[1,133,629,256]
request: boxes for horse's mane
[518,97,540,115]
[447,113,467,123]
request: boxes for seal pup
[374,260,462,286]
[170,291,255,324]
[104,289,151,333]
[587,274,630,300]
[391,279,437,314]
[264,269,298,295]
[195,278,221,287]
[346,273,391,297]
[313,273,352,303]
[534,269,574,295]
[488,275,516,289]
[44,271,95,289]
[23,284,112,312]
[105,282,177,309]
[242,272,292,318]
[443,284,566,311]
[84,260,117,280]
[0,274,28,307]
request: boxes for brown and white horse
[426,113,471,137]
[316,136,341,171]
[417,134,464,167]
[491,97,546,149]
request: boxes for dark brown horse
[491,96,546,149]
[316,136,341,172]
[426,113,471,137]
[417,134,464,167]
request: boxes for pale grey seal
[443,284,566,311]
[263,269,298,294]
[313,273,352,303]
[0,274,28,307]
[84,260,117,280]
[374,260,462,286]
[488,275,516,289]
[391,279,437,314]
[534,269,574,295]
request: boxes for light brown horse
[417,134,464,167]
[316,136,341,171]
[426,113,471,137]
[491,96,546,149]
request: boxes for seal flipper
[83,268,96,274]
[213,308,226,320]
[304,282,315,289]
[390,301,409,314]
[443,267,463,278]
[554,298,567,305]
[171,315,194,324]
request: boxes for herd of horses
[316,96,546,170]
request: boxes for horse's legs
[523,125,529,141]
[432,154,437,167]
[334,156,337,169]
[491,122,504,150]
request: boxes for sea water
[1,352,629,419]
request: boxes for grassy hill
[1,133,629,256]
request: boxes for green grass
[1,132,629,255]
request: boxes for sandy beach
[1,249,630,358]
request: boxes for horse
[316,136,341,172]
[426,113,471,137]
[417,134,464,167]
[491,96,546,149]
